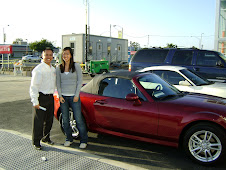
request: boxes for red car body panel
[54,72,226,148]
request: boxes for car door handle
[95,100,107,105]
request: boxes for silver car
[22,55,41,62]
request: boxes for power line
[124,34,214,39]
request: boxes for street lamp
[113,25,123,38]
[191,33,204,49]
[3,25,9,44]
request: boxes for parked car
[22,55,41,62]
[54,70,226,165]
[138,65,226,98]
[129,48,226,82]
[110,61,128,69]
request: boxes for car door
[93,77,159,137]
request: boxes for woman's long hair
[60,47,75,73]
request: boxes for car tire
[183,123,226,165]
[59,109,79,139]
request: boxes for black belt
[39,92,53,96]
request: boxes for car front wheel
[59,109,79,139]
[183,123,226,165]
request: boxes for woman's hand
[60,97,65,103]
[73,96,79,102]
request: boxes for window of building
[70,42,75,56]
[70,43,74,48]
[89,42,92,55]
[107,44,111,56]
[171,50,193,65]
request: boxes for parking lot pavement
[0,129,146,170]
[0,74,147,170]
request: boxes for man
[30,47,56,150]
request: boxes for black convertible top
[81,70,141,94]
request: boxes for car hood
[171,93,226,114]
[175,82,226,98]
[206,82,226,89]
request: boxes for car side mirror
[126,93,141,106]
[179,80,190,86]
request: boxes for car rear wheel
[183,123,226,165]
[59,109,79,139]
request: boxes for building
[0,44,32,59]
[215,0,226,54]
[62,34,128,63]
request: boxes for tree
[13,38,24,44]
[130,42,140,51]
[29,39,55,52]
[165,43,177,48]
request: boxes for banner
[0,45,12,54]
[118,31,122,39]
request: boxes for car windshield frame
[137,74,183,101]
[180,69,212,86]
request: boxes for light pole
[200,33,204,49]
[25,39,28,54]
[3,25,9,44]
[113,25,123,38]
[191,33,204,49]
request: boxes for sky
[0,0,216,50]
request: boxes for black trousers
[32,92,54,146]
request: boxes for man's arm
[30,69,42,108]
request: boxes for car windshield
[138,74,183,101]
[218,52,226,62]
[180,69,212,86]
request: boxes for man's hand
[34,104,40,109]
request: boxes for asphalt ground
[0,73,225,170]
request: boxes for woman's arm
[74,63,83,97]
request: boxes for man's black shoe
[42,139,54,145]
[34,145,42,150]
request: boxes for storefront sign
[0,45,12,54]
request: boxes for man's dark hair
[44,47,53,52]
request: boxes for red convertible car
[54,71,226,165]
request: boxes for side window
[196,51,221,67]
[98,77,146,100]
[153,70,185,85]
[171,50,193,65]
[132,49,169,63]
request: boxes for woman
[56,47,88,148]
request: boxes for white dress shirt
[30,62,56,106]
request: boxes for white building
[215,0,226,54]
[62,34,128,63]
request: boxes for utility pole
[85,0,90,71]
[110,24,111,37]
